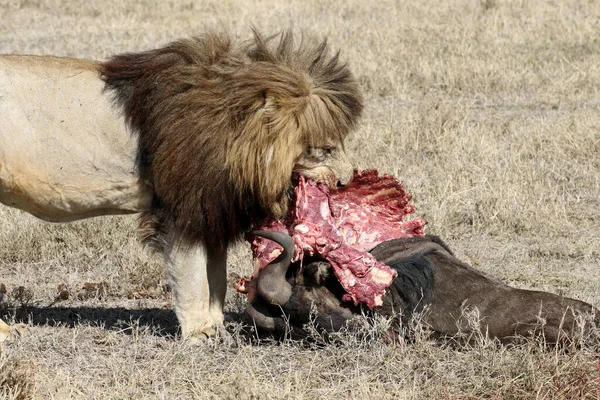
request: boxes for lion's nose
[336,169,354,187]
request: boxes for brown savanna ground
[1,0,600,398]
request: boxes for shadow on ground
[0,305,179,337]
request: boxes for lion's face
[293,144,354,188]
[103,30,364,245]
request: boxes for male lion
[0,30,363,339]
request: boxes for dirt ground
[1,0,599,398]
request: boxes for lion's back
[0,55,152,221]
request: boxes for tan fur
[0,320,26,344]
[102,30,362,249]
[0,30,363,339]
[0,55,153,221]
[229,31,361,216]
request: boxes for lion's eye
[307,147,334,161]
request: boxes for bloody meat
[239,170,427,309]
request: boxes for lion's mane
[101,30,363,249]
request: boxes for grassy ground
[1,0,599,398]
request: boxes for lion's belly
[0,55,153,222]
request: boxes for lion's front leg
[165,239,225,339]
[207,246,227,328]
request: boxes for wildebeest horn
[246,301,287,332]
[252,230,294,306]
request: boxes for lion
[0,30,363,339]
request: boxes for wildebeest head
[246,231,435,338]
[246,231,360,337]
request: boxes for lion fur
[101,30,363,250]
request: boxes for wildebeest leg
[164,237,215,339]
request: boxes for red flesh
[240,170,427,309]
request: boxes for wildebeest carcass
[245,231,599,345]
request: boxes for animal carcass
[240,172,598,344]
[245,232,598,344]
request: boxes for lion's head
[101,30,363,248]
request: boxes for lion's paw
[184,324,235,347]
[0,320,27,344]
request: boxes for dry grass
[1,0,600,398]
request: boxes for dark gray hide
[247,234,599,344]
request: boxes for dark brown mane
[101,30,363,249]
